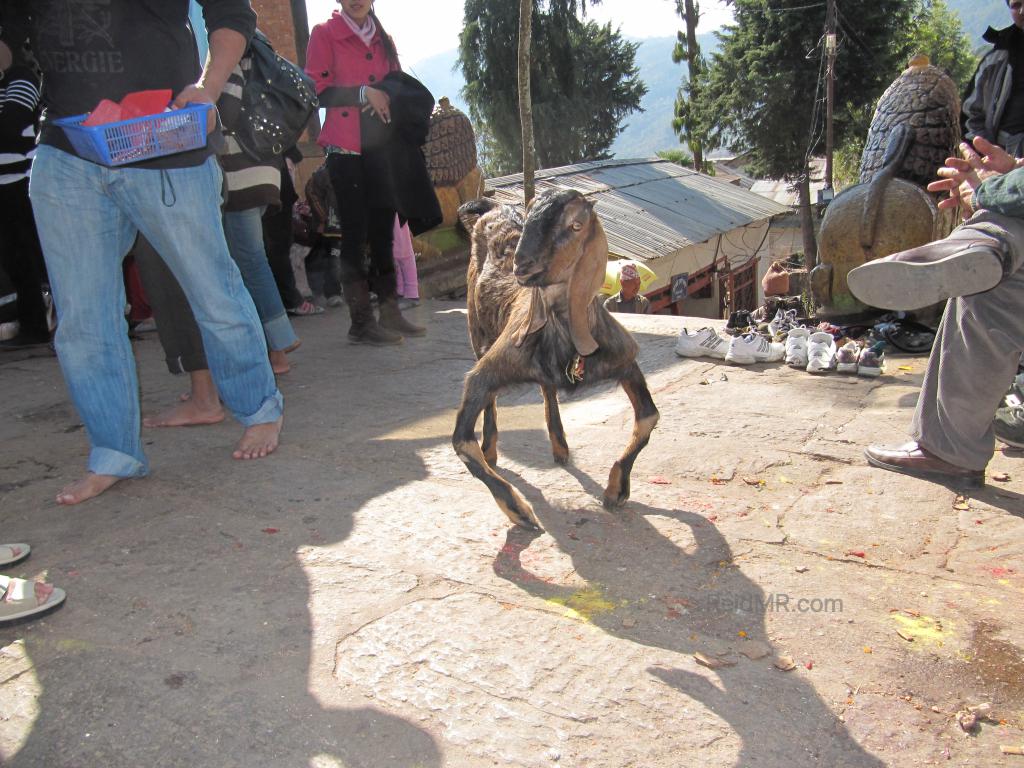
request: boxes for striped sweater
[0,65,40,186]
[216,56,282,212]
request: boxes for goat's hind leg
[603,362,660,509]
[454,369,542,530]
[541,384,569,465]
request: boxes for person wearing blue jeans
[224,208,299,351]
[3,0,285,505]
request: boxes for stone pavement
[1,305,1023,768]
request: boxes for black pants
[132,235,207,375]
[0,178,49,336]
[325,153,396,299]
[262,168,305,310]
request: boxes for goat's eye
[571,221,583,231]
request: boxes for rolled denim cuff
[88,447,150,479]
[263,312,299,352]
[234,389,284,427]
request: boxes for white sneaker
[835,341,861,374]
[784,326,810,368]
[675,326,729,359]
[806,332,837,374]
[725,332,785,365]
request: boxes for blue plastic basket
[53,103,213,167]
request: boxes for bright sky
[304,0,735,68]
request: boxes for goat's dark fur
[453,190,660,530]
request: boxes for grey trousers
[910,210,1024,470]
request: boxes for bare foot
[269,349,290,375]
[143,398,225,428]
[233,417,283,460]
[56,473,122,505]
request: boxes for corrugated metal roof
[486,158,791,262]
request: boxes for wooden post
[518,0,536,205]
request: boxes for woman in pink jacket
[306,0,425,346]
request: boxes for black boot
[379,297,426,337]
[343,281,402,345]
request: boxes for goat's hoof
[602,491,629,510]
[497,495,543,531]
[552,450,570,466]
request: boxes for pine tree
[671,0,709,173]
[703,0,914,259]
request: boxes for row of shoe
[725,307,800,339]
[675,322,885,377]
[784,330,884,376]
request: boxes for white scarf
[339,9,377,48]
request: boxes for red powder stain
[261,528,279,534]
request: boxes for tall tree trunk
[797,173,818,270]
[518,0,536,205]
[682,0,703,172]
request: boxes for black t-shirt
[1000,26,1024,135]
[1,0,255,168]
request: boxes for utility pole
[824,0,837,191]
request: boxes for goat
[453,189,660,530]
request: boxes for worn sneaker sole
[857,366,882,377]
[836,362,859,374]
[725,353,756,365]
[847,246,1002,311]
[994,426,1024,449]
[674,346,726,360]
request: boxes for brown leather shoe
[847,239,1005,311]
[864,442,984,489]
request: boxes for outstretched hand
[926,136,1017,214]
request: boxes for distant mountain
[945,0,1011,44]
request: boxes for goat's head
[513,189,608,356]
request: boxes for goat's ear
[566,217,609,357]
[457,198,499,235]
[512,287,548,347]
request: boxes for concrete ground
[1,305,1023,768]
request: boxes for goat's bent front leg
[541,384,569,465]
[454,367,542,530]
[481,396,498,468]
[604,362,659,509]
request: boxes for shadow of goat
[452,189,659,530]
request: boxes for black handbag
[235,30,318,162]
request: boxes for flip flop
[0,576,65,624]
[287,300,324,317]
[0,543,30,568]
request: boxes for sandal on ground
[0,544,30,568]
[286,300,324,317]
[0,575,65,624]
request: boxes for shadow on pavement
[493,464,885,767]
